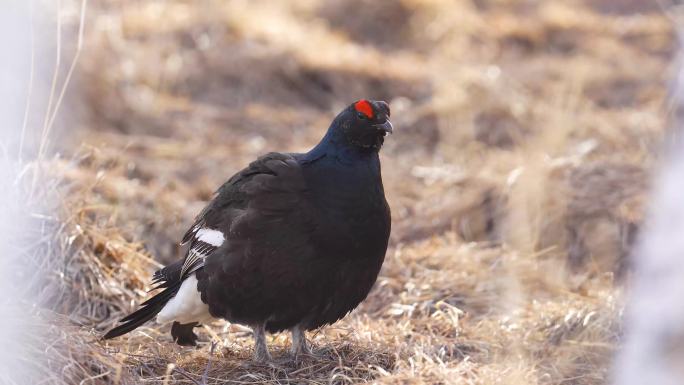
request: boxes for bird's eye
[357,111,367,120]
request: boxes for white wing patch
[196,228,225,247]
[180,227,224,277]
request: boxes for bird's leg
[290,325,311,359]
[252,324,272,362]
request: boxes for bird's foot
[289,326,313,362]
[252,323,273,363]
[253,346,273,363]
[290,341,312,359]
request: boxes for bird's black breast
[293,154,391,330]
[303,155,390,261]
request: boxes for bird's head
[329,99,393,152]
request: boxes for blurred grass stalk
[0,0,85,383]
[611,16,684,385]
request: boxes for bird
[103,99,393,362]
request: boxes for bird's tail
[103,281,182,340]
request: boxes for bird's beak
[374,120,393,135]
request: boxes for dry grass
[16,0,676,383]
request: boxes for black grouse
[104,100,393,361]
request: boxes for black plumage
[104,99,393,361]
[171,322,200,346]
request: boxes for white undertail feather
[156,275,212,324]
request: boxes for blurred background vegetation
[11,0,677,383]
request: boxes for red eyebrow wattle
[354,100,374,119]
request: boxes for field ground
[22,0,676,383]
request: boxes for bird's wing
[171,152,312,282]
[193,152,324,323]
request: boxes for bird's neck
[303,124,379,164]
